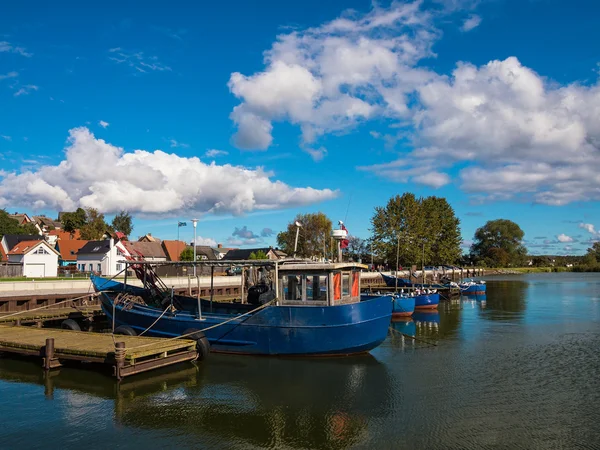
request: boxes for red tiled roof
[57,240,89,262]
[162,240,188,262]
[8,240,58,256]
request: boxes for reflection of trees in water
[479,280,527,321]
[0,355,392,450]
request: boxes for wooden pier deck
[0,326,197,379]
[0,306,104,326]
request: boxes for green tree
[61,207,87,233]
[180,247,194,261]
[344,236,369,262]
[80,208,112,240]
[585,242,600,264]
[371,193,461,267]
[277,212,333,258]
[422,196,462,265]
[111,210,133,238]
[0,210,39,252]
[470,219,527,267]
[249,250,268,260]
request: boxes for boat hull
[93,276,393,356]
[392,296,415,317]
[460,283,486,295]
[414,293,439,310]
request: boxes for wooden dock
[0,306,104,326]
[0,326,198,380]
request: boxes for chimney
[218,243,223,248]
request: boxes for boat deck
[0,326,198,379]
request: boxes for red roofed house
[7,240,59,277]
[56,239,89,267]
[161,240,188,262]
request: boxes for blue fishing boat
[91,261,393,357]
[458,280,486,295]
[413,291,440,310]
[392,295,415,317]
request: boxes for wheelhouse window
[281,275,302,301]
[342,273,350,296]
[307,275,327,301]
[279,273,328,305]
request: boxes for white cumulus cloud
[194,236,217,247]
[0,127,338,215]
[557,234,574,243]
[205,149,228,158]
[228,1,600,203]
[461,14,481,32]
[579,223,599,237]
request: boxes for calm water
[2,273,600,449]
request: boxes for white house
[76,238,130,276]
[7,240,59,277]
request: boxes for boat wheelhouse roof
[277,261,367,272]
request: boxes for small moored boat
[458,280,486,295]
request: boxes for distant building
[7,213,33,226]
[7,240,59,277]
[213,243,236,260]
[1,234,43,258]
[138,233,161,243]
[162,240,189,262]
[56,239,89,267]
[31,215,62,233]
[222,247,287,260]
[76,238,129,275]
[122,241,167,262]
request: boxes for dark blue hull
[93,276,393,356]
[460,283,486,294]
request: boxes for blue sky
[1,0,599,255]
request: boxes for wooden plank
[0,306,103,323]
[0,326,195,361]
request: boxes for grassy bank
[488,266,600,274]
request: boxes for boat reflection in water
[462,293,487,309]
[0,354,392,449]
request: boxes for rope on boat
[137,305,173,336]
[388,326,438,347]
[127,299,276,351]
[0,293,100,319]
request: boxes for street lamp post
[191,219,198,276]
[293,221,302,258]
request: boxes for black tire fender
[61,318,81,331]
[183,328,210,360]
[114,325,137,336]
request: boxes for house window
[88,264,93,272]
[116,263,122,271]
[117,249,124,256]
[34,247,49,255]
[97,264,101,273]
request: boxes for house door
[26,264,45,278]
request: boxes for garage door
[26,264,45,278]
